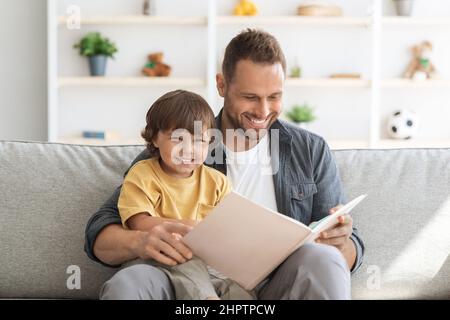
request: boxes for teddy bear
[403,41,437,80]
[142,52,171,77]
[233,0,258,16]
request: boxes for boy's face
[153,128,211,178]
[217,59,284,135]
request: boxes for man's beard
[223,110,272,146]
[224,108,276,131]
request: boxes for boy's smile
[153,129,210,179]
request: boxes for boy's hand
[133,221,194,266]
[315,204,353,251]
[180,219,200,227]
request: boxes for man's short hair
[222,28,286,83]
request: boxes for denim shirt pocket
[290,183,318,224]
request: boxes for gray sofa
[0,141,449,299]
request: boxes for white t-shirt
[224,133,278,212]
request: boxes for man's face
[218,59,285,133]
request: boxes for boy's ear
[216,73,226,98]
[151,132,159,148]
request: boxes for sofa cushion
[0,141,143,299]
[334,149,450,299]
[0,141,449,299]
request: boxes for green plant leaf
[73,32,118,58]
[286,104,316,123]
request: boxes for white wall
[0,0,47,141]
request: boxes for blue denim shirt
[85,110,365,273]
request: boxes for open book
[182,192,367,291]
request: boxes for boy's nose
[181,141,195,157]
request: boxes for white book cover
[182,191,367,290]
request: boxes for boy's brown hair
[141,90,216,156]
[222,28,286,83]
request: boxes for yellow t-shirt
[118,157,231,228]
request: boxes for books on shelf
[82,130,120,140]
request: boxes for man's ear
[216,73,226,98]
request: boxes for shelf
[286,78,370,88]
[57,137,449,149]
[329,139,450,150]
[57,15,450,28]
[217,16,370,27]
[382,16,450,27]
[58,77,205,87]
[58,137,145,146]
[376,139,450,149]
[58,15,207,26]
[328,140,369,150]
[59,77,450,89]
[382,79,450,89]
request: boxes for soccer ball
[386,109,420,140]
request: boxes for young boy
[118,89,253,300]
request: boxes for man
[85,29,364,300]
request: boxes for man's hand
[132,221,194,266]
[315,204,352,251]
[315,204,357,270]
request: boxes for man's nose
[255,99,271,119]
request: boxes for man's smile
[243,113,271,129]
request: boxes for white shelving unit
[382,79,450,88]
[48,0,214,144]
[382,16,450,26]
[286,78,370,88]
[217,16,371,27]
[58,15,207,26]
[58,137,144,146]
[48,0,450,148]
[58,77,205,87]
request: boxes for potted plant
[393,0,415,16]
[286,104,316,129]
[73,32,118,76]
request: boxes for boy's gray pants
[152,256,255,300]
[100,243,352,300]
